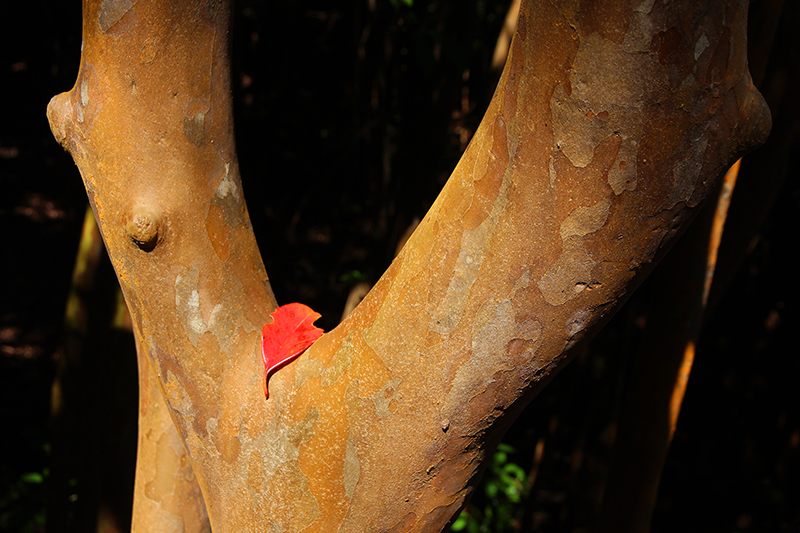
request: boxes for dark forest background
[1,0,798,531]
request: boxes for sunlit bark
[48,0,770,530]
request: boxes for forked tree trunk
[47,0,770,530]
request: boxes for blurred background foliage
[1,0,799,531]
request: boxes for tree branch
[47,0,770,530]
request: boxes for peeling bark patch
[175,267,222,346]
[73,63,102,134]
[372,376,402,419]
[343,431,360,500]
[607,140,638,195]
[165,370,194,421]
[550,26,663,194]
[209,161,245,233]
[512,269,531,294]
[267,409,319,474]
[254,410,320,530]
[539,199,610,306]
[322,332,353,386]
[515,317,542,343]
[429,228,488,335]
[146,342,214,441]
[461,116,509,230]
[430,181,510,335]
[559,199,611,240]
[443,299,515,415]
[184,98,211,147]
[80,78,89,109]
[78,80,88,124]
[144,432,181,502]
[538,237,596,306]
[505,316,543,364]
[665,128,708,208]
[694,33,709,60]
[216,163,238,199]
[564,308,591,350]
[98,0,136,34]
[206,204,230,262]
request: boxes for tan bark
[132,339,211,532]
[47,0,770,531]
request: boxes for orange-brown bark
[48,0,770,530]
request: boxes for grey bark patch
[174,266,225,348]
[560,199,612,240]
[550,25,666,193]
[442,299,515,415]
[539,199,611,306]
[73,63,102,134]
[372,376,402,419]
[665,128,709,209]
[98,0,135,33]
[429,181,509,335]
[343,431,361,500]
[183,98,211,147]
[249,410,320,531]
[538,237,596,306]
[321,331,353,387]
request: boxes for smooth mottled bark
[132,341,210,532]
[48,0,770,530]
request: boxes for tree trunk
[47,0,770,530]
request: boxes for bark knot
[127,210,161,251]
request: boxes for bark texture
[48,0,770,530]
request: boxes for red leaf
[261,303,323,399]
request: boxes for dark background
[1,0,798,531]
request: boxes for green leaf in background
[21,472,44,484]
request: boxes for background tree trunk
[46,0,770,530]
